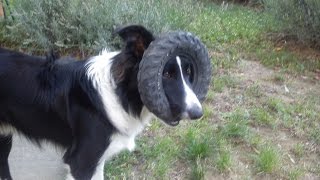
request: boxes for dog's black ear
[114,25,155,58]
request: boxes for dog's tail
[45,49,60,66]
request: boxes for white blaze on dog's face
[162,55,203,125]
[176,56,202,119]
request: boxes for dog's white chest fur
[85,107,153,180]
[104,134,135,160]
[103,106,153,161]
[70,50,154,180]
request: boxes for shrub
[3,0,201,54]
[265,0,320,49]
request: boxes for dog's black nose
[188,107,203,120]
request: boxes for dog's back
[0,48,77,144]
[0,48,76,180]
[0,48,46,78]
[0,48,52,102]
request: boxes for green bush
[265,0,320,49]
[3,0,201,53]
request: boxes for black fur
[0,25,154,180]
[112,25,154,116]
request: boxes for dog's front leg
[0,135,13,180]
[63,117,110,180]
[90,160,105,180]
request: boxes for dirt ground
[207,59,320,179]
[9,135,66,180]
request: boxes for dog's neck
[111,52,144,118]
[86,50,151,136]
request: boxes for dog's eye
[163,71,171,78]
[186,67,191,75]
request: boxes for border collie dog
[0,25,203,180]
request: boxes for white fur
[65,174,75,180]
[86,50,153,136]
[176,56,202,113]
[86,50,154,179]
[65,165,75,180]
[0,124,18,136]
[88,106,152,180]
[90,161,105,180]
[99,106,152,160]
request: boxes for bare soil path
[9,136,66,180]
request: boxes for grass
[184,128,211,161]
[292,143,304,159]
[221,109,250,139]
[212,74,238,92]
[309,129,320,144]
[264,0,320,49]
[262,95,320,144]
[245,38,320,73]
[246,84,264,98]
[255,144,281,173]
[265,97,287,114]
[216,149,232,172]
[141,136,180,178]
[105,135,180,179]
[104,151,135,179]
[190,157,205,180]
[101,1,320,177]
[202,105,214,119]
[251,107,275,127]
[272,72,286,84]
[288,168,304,180]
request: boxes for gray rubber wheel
[138,31,212,121]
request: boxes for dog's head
[162,55,203,126]
[114,25,203,125]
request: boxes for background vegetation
[1,0,319,53]
[1,0,200,54]
[0,0,319,179]
[265,0,320,49]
